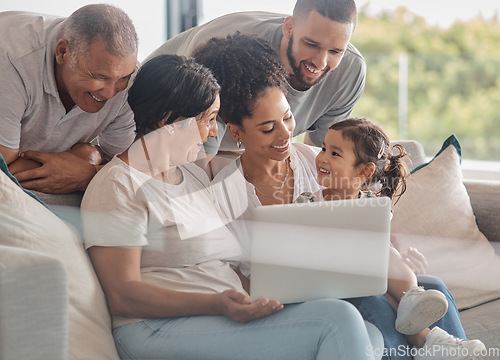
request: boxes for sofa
[1,138,499,360]
[391,138,500,360]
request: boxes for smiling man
[0,4,138,196]
[144,0,365,155]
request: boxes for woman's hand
[215,289,283,322]
[90,247,276,319]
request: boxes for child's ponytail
[379,144,408,201]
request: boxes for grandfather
[0,4,138,194]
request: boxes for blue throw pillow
[0,153,49,209]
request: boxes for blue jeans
[113,299,384,360]
[346,275,467,360]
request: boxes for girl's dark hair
[128,54,220,135]
[329,118,408,200]
[192,32,288,127]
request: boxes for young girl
[315,117,486,358]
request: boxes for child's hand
[401,247,428,274]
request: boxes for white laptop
[249,197,392,304]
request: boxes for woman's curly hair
[192,32,288,127]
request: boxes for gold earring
[236,140,242,148]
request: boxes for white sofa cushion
[0,163,119,360]
[392,135,500,310]
[0,246,68,360]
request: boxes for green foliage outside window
[350,7,500,160]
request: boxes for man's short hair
[293,0,358,28]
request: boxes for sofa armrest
[0,245,68,360]
[465,180,500,244]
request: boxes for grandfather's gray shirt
[0,11,136,161]
[145,11,366,151]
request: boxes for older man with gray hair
[0,4,138,198]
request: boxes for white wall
[0,0,166,62]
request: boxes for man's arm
[10,144,103,194]
[68,143,103,166]
[93,94,136,161]
[21,91,135,195]
[0,144,20,166]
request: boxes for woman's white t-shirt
[211,143,322,276]
[81,156,244,328]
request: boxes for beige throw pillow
[392,135,500,310]
[0,169,119,360]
